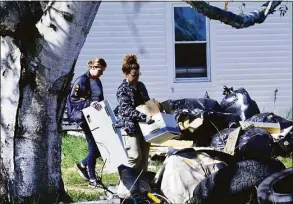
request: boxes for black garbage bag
[210,128,237,150]
[237,128,275,159]
[203,111,241,129]
[220,87,260,121]
[211,128,275,159]
[246,112,293,130]
[165,98,223,113]
[175,110,241,146]
[274,129,293,156]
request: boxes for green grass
[61,133,119,202]
[61,134,88,168]
[279,156,293,168]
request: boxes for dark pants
[80,122,100,180]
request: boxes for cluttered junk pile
[81,86,293,204]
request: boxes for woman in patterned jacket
[116,54,153,171]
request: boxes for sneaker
[75,163,89,180]
[88,179,103,188]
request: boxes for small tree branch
[184,1,283,29]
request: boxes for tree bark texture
[185,1,282,29]
[1,2,100,203]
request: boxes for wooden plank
[149,140,193,155]
[151,140,193,148]
[224,127,241,155]
[240,121,281,134]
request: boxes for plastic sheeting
[165,98,222,113]
[220,88,260,121]
[172,109,241,146]
[153,148,228,203]
[211,128,275,159]
[246,112,293,130]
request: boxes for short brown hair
[122,54,139,74]
[87,57,107,69]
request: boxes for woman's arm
[70,76,91,108]
[139,82,150,101]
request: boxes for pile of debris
[115,87,292,204]
[82,87,293,204]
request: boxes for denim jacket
[115,79,150,134]
[68,71,104,124]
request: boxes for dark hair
[87,57,107,69]
[122,54,139,74]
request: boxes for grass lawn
[279,156,293,168]
[61,133,292,202]
[61,133,120,202]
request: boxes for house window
[173,6,210,81]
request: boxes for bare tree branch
[184,1,283,29]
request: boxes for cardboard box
[82,100,129,173]
[136,99,161,116]
[138,112,181,144]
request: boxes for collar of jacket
[84,71,91,79]
[122,79,140,89]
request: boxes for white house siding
[75,2,292,117]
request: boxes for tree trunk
[1,2,100,203]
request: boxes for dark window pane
[175,43,207,78]
[174,7,206,41]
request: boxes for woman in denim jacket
[116,54,152,171]
[68,57,106,188]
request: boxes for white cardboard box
[138,112,181,144]
[82,100,129,173]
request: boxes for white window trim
[165,2,211,84]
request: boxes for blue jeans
[80,122,100,180]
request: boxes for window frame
[170,3,211,83]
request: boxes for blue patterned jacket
[115,79,150,134]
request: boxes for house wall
[74,2,292,117]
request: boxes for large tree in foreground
[1,2,101,203]
[0,1,284,203]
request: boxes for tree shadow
[121,2,148,55]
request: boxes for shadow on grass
[61,134,120,202]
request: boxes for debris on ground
[73,86,293,203]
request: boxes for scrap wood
[224,127,241,155]
[240,121,281,134]
[271,125,293,141]
[150,140,193,156]
[178,118,203,132]
[151,140,193,148]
